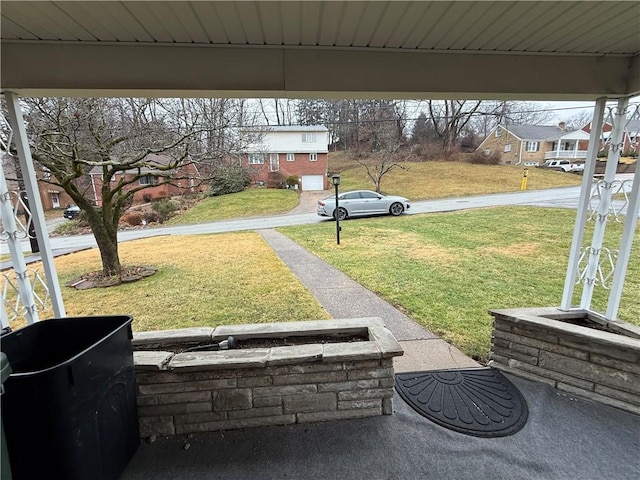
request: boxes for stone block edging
[132,317,403,438]
[489,307,640,415]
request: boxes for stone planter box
[489,307,640,415]
[132,317,403,439]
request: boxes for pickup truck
[538,160,585,173]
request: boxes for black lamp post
[332,174,341,245]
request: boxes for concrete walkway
[258,228,479,373]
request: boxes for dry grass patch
[387,232,460,264]
[20,232,329,332]
[479,242,541,258]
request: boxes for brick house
[243,126,329,191]
[1,154,74,210]
[477,123,591,166]
[89,154,204,206]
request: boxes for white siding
[248,129,329,153]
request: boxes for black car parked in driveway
[63,205,81,219]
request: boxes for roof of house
[501,124,583,142]
[88,154,180,175]
[250,125,329,133]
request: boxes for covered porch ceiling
[1,0,639,101]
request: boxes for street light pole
[332,174,341,245]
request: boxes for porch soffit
[1,1,639,99]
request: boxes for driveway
[286,190,331,215]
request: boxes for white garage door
[301,175,325,191]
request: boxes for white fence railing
[544,150,588,160]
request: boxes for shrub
[412,142,454,161]
[52,220,82,236]
[142,210,161,224]
[142,193,152,203]
[266,172,286,189]
[151,198,178,223]
[285,175,300,189]
[622,149,638,158]
[597,149,608,158]
[122,212,142,226]
[468,150,502,165]
[209,164,252,196]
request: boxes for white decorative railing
[544,150,588,160]
[1,268,50,325]
[588,179,634,222]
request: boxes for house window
[309,153,318,161]
[504,144,512,153]
[483,149,491,155]
[286,153,295,162]
[269,153,280,172]
[139,174,157,185]
[50,192,60,209]
[302,133,316,143]
[249,154,264,164]
[525,142,539,152]
[495,127,502,138]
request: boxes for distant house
[1,154,74,210]
[89,154,203,206]
[243,126,329,191]
[581,118,640,154]
[476,123,591,166]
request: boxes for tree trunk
[90,220,121,276]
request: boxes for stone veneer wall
[489,307,640,415]
[132,318,403,438]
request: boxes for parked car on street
[63,205,81,219]
[317,190,410,220]
[538,159,584,173]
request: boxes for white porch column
[579,97,628,311]
[4,92,66,318]
[606,112,640,319]
[0,165,38,325]
[561,98,606,310]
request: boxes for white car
[317,190,410,220]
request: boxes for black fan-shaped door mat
[395,367,528,437]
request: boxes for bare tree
[351,102,412,193]
[21,97,229,278]
[426,100,482,152]
[562,110,594,131]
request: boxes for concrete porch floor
[121,375,639,480]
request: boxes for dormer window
[302,133,316,143]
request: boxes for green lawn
[280,206,640,361]
[166,189,299,225]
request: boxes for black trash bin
[1,315,139,480]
